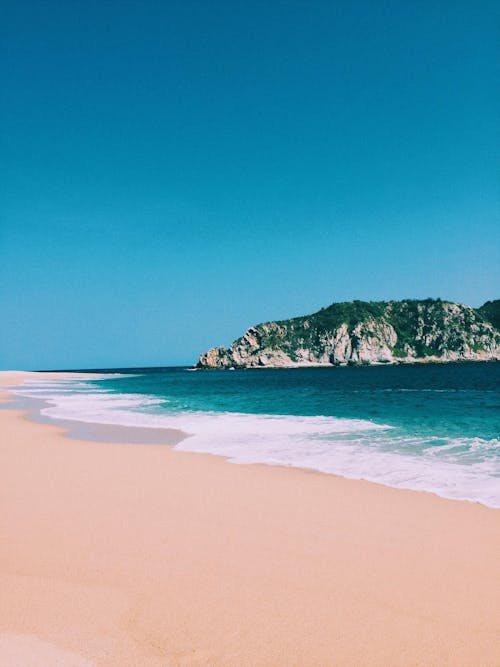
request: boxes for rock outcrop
[197,299,500,369]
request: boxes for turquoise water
[14,362,500,507]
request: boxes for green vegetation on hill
[284,300,387,330]
[198,298,500,368]
[387,299,452,358]
[478,300,500,330]
[277,299,455,358]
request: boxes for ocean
[12,362,500,508]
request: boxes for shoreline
[196,356,500,370]
[3,392,189,448]
[20,356,500,373]
[1,371,499,665]
[5,384,494,511]
[6,370,499,509]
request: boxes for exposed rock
[197,299,500,369]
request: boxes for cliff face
[197,299,500,369]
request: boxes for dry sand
[0,371,499,666]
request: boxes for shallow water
[12,362,500,507]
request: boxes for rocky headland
[197,299,500,369]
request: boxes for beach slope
[0,371,499,666]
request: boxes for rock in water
[197,299,500,368]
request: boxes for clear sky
[1,1,498,369]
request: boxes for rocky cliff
[197,299,500,369]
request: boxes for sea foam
[12,376,500,509]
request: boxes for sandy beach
[0,371,499,666]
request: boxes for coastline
[196,356,500,369]
[1,371,499,666]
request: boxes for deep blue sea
[14,362,500,507]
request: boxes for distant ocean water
[13,363,500,508]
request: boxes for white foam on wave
[13,377,500,509]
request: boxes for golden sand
[1,371,499,666]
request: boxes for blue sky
[1,1,498,369]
